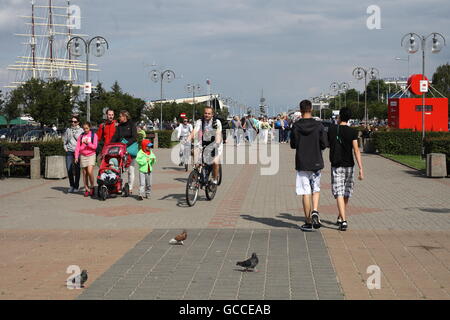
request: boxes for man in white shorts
[290,100,328,231]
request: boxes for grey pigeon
[236,253,259,271]
[72,269,88,287]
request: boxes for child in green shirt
[136,139,156,200]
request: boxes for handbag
[121,138,138,157]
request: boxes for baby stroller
[96,143,131,201]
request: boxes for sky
[1,0,450,115]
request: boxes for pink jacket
[75,131,98,159]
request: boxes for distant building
[146,94,224,111]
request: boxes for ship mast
[48,0,55,78]
[31,0,37,78]
[66,0,72,82]
[6,0,99,89]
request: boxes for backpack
[79,130,95,147]
[201,116,229,143]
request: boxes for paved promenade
[0,143,449,300]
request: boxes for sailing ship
[5,0,99,89]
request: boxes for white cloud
[1,0,449,108]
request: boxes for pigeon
[236,253,259,272]
[72,269,88,288]
[169,230,187,245]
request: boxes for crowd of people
[61,103,365,232]
[63,109,156,201]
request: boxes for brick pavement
[1,142,449,299]
[77,229,343,300]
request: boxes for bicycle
[185,146,220,207]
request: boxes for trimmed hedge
[373,131,450,155]
[153,130,177,148]
[424,136,450,173]
[1,139,65,175]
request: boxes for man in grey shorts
[290,100,328,231]
[327,108,364,231]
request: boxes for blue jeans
[66,151,80,189]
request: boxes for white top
[177,123,193,139]
[193,118,222,144]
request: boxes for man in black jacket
[290,100,328,231]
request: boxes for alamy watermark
[66,264,82,289]
[170,129,280,175]
[366,5,381,30]
[366,265,381,290]
[67,5,81,30]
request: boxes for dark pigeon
[236,253,259,271]
[72,269,88,288]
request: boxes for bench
[3,147,40,179]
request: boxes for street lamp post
[401,32,446,157]
[352,67,379,126]
[150,69,176,130]
[395,56,410,78]
[186,84,201,122]
[330,82,350,109]
[67,36,109,122]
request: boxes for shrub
[373,131,450,155]
[153,130,177,148]
[424,136,450,173]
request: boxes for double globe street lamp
[330,82,350,109]
[401,32,446,156]
[67,36,109,122]
[150,69,176,130]
[185,84,201,122]
[352,67,379,126]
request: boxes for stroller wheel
[123,183,130,197]
[99,185,108,201]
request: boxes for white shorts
[296,170,321,195]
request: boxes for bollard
[426,153,447,178]
[45,155,67,179]
[30,147,41,179]
[154,133,159,149]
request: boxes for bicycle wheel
[217,163,222,186]
[205,167,217,201]
[186,170,200,206]
[99,185,108,201]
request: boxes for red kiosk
[388,74,448,131]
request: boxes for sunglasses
[71,120,79,123]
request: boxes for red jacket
[97,120,117,147]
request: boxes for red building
[388,97,448,131]
[388,74,448,132]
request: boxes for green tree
[5,78,79,127]
[368,101,388,120]
[0,90,4,110]
[78,81,146,125]
[1,91,22,125]
[431,63,450,117]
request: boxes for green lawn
[382,154,426,170]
